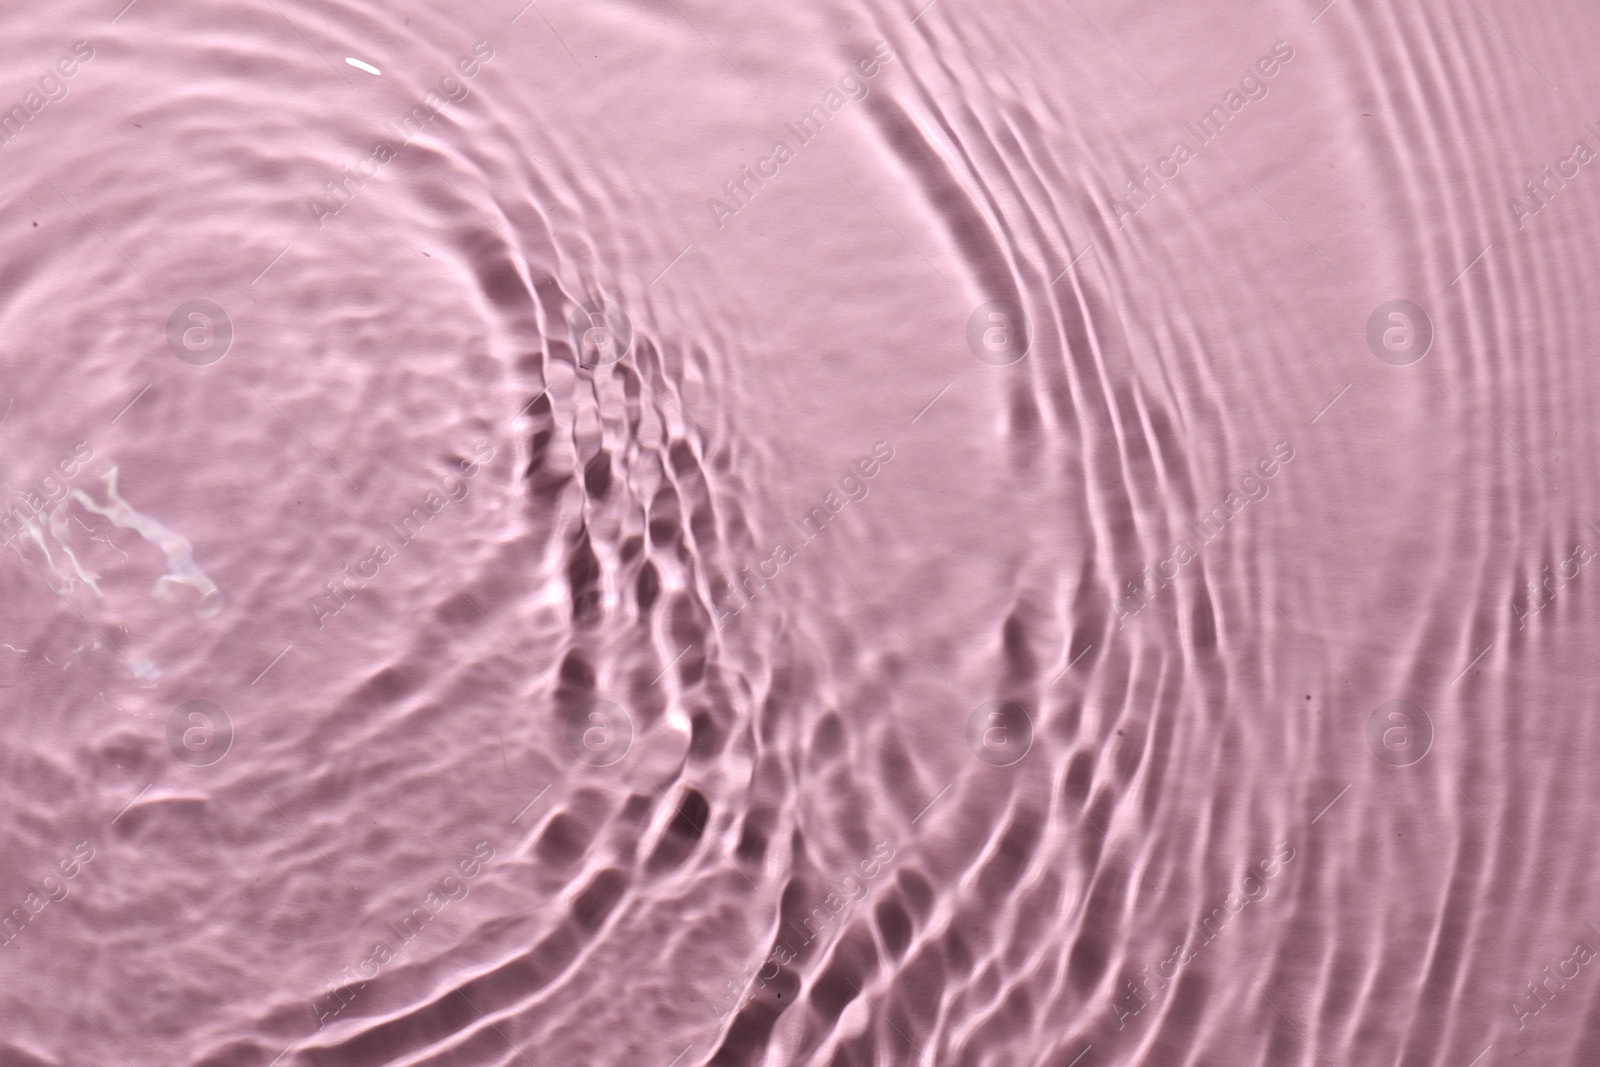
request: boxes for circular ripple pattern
[0,1,1598,1067]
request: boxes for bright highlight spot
[345,57,381,75]
[73,467,224,620]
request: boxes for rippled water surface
[2,0,1599,1064]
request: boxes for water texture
[0,0,1597,1064]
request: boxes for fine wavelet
[5,0,1600,1064]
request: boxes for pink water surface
[1,0,1599,1064]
